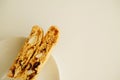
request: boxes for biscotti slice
[7,25,44,78]
[21,26,59,80]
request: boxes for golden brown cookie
[7,25,44,78]
[21,26,59,80]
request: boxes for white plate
[0,37,60,80]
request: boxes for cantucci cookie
[7,25,44,78]
[21,26,59,80]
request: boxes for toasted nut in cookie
[35,53,42,59]
[28,36,37,45]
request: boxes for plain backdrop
[0,0,120,80]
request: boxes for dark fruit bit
[29,73,35,79]
[32,62,40,69]
[12,69,15,76]
[15,58,19,63]
[40,48,46,53]
[11,66,15,76]
[22,65,27,70]
[19,60,22,66]
[43,48,46,51]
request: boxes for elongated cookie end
[48,25,59,42]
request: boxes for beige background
[0,0,120,80]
